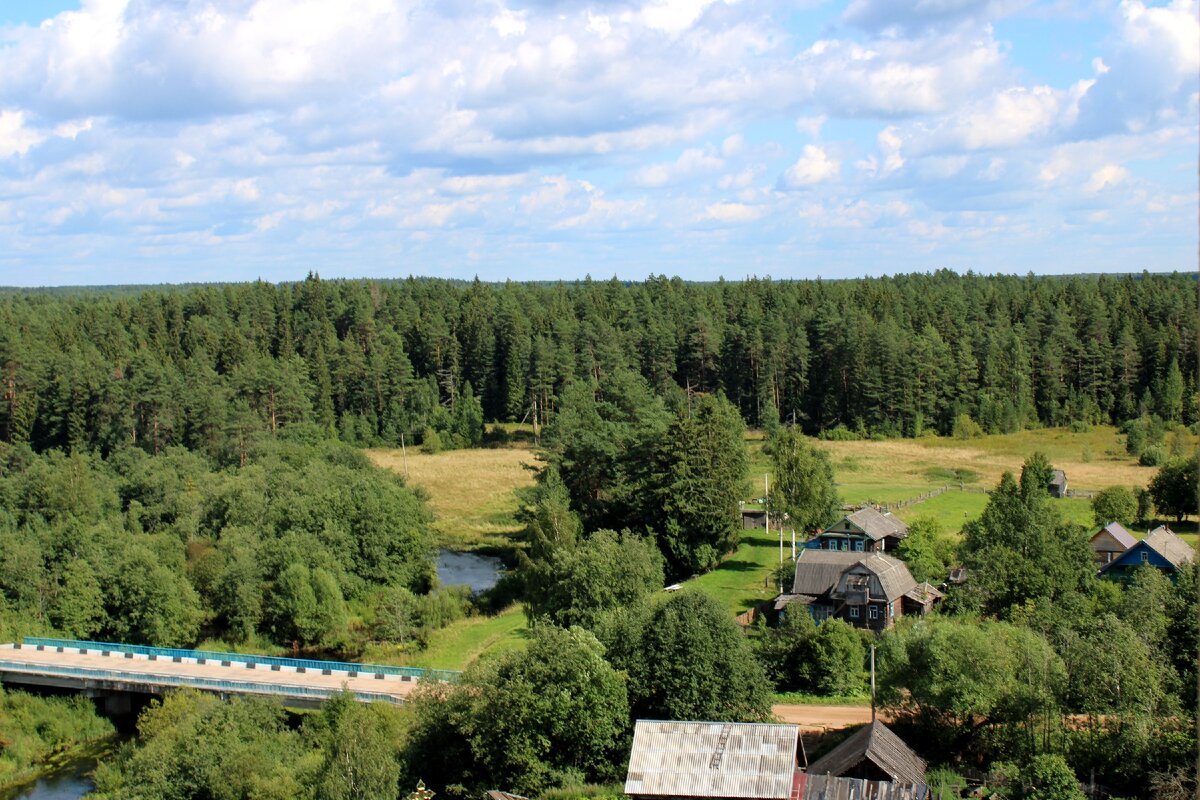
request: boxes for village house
[624,720,930,800]
[1089,521,1137,567]
[774,550,941,631]
[1100,525,1196,582]
[1048,469,1068,497]
[806,507,909,553]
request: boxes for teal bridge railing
[21,637,460,684]
[0,658,404,705]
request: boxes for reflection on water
[436,549,503,594]
[0,758,94,800]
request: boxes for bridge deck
[0,643,425,705]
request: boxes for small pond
[436,549,504,594]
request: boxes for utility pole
[870,644,877,723]
[401,431,409,477]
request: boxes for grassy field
[362,605,528,671]
[685,527,789,615]
[366,446,540,551]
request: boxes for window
[1141,551,1149,564]
[854,540,864,552]
[868,606,879,620]
[849,607,860,619]
[841,540,849,551]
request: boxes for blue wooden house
[1099,526,1196,582]
[805,507,909,553]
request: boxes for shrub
[953,413,984,440]
[1138,445,1166,467]
[820,425,861,441]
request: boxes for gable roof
[903,582,944,604]
[805,721,926,786]
[625,720,800,800]
[842,508,908,541]
[1143,527,1197,569]
[1049,470,1067,488]
[1091,522,1137,550]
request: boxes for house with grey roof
[774,550,937,631]
[1089,521,1137,567]
[1048,470,1068,497]
[805,721,927,787]
[1100,525,1196,582]
[624,720,801,800]
[806,507,909,553]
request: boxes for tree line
[1,272,1194,458]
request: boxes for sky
[0,0,1195,286]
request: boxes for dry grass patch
[815,427,1166,492]
[366,446,541,550]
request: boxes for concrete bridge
[0,638,459,711]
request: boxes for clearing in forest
[366,446,540,551]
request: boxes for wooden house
[806,721,927,787]
[1089,522,1137,567]
[774,550,937,631]
[625,720,801,800]
[1048,470,1068,498]
[806,508,909,553]
[1100,526,1196,582]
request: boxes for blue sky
[0,0,1195,286]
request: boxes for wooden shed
[805,721,927,786]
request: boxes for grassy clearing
[366,446,540,551]
[361,605,529,672]
[686,527,789,615]
[816,426,1175,493]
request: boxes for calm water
[436,549,503,594]
[0,759,94,800]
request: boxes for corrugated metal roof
[625,720,800,799]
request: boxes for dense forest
[1,272,1195,457]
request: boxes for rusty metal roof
[625,720,800,799]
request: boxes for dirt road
[772,703,883,729]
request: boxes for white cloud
[795,115,826,138]
[0,110,44,158]
[492,9,528,38]
[781,145,839,188]
[705,202,764,222]
[633,147,724,187]
[1083,164,1130,192]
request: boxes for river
[436,549,504,594]
[0,757,96,800]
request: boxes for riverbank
[0,736,121,800]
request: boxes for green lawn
[362,605,529,672]
[685,527,788,615]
